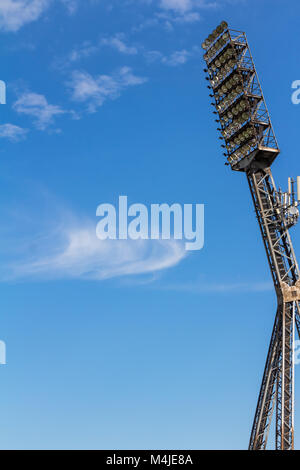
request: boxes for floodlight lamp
[221,84,228,93]
[216,24,223,35]
[220,21,228,30]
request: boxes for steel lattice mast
[202,22,300,450]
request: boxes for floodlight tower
[202,22,300,450]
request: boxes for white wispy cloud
[135,0,217,29]
[64,35,138,68]
[0,0,217,33]
[13,92,66,130]
[160,0,194,12]
[100,34,138,55]
[159,0,217,11]
[160,280,273,294]
[0,0,99,32]
[0,0,50,32]
[0,123,28,141]
[68,40,99,63]
[68,67,147,112]
[145,48,194,66]
[0,208,186,281]
[60,0,79,14]
[161,49,190,65]
[156,10,200,25]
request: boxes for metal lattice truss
[247,169,300,450]
[203,22,300,450]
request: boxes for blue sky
[0,0,300,450]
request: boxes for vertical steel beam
[249,310,280,449]
[277,302,294,449]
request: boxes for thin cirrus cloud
[13,92,66,130]
[67,67,148,113]
[159,0,217,11]
[67,41,100,63]
[65,36,191,69]
[66,35,138,65]
[160,0,196,11]
[158,279,273,294]
[0,0,218,33]
[100,35,138,55]
[161,49,191,65]
[60,0,79,14]
[0,209,187,281]
[0,0,50,32]
[156,10,201,26]
[145,48,195,66]
[0,0,82,32]
[131,0,219,32]
[0,123,28,141]
[138,0,218,27]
